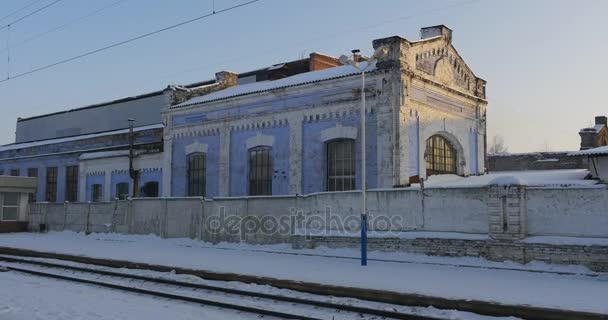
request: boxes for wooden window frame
[326,139,356,192]
[248,146,272,196]
[45,167,58,202]
[187,153,207,197]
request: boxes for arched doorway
[425,135,457,176]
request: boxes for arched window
[425,135,457,176]
[326,139,355,191]
[249,147,272,196]
[187,153,206,197]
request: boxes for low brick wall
[292,236,608,272]
[0,221,28,233]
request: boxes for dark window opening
[248,147,272,196]
[140,181,159,198]
[65,166,79,202]
[91,184,103,202]
[326,139,356,192]
[187,153,206,197]
[10,169,19,176]
[27,168,38,203]
[45,167,58,202]
[115,183,129,200]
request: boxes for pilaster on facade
[488,184,527,240]
[218,124,231,196]
[287,114,303,194]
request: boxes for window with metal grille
[187,153,206,197]
[425,135,457,176]
[45,167,58,202]
[326,139,356,192]
[27,168,38,203]
[116,183,129,200]
[92,184,103,202]
[1,193,20,221]
[10,169,19,176]
[65,166,79,202]
[248,147,272,196]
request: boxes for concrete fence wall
[28,186,608,243]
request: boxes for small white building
[569,146,608,183]
[0,175,37,232]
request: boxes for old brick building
[0,25,487,201]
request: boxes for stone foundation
[292,235,608,272]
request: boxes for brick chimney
[420,25,452,43]
[169,70,238,106]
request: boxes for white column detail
[219,125,231,196]
[288,115,303,194]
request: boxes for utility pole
[128,118,139,198]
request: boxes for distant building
[488,152,587,171]
[569,146,608,182]
[0,25,488,202]
[579,116,608,150]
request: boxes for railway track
[0,255,444,320]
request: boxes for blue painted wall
[85,174,105,202]
[229,126,290,196]
[171,135,221,198]
[302,113,378,194]
[111,173,132,199]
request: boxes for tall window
[27,168,38,203]
[10,169,19,176]
[326,139,356,191]
[92,184,103,202]
[425,135,457,176]
[116,183,129,200]
[45,167,58,202]
[187,153,206,197]
[65,166,79,202]
[248,147,272,196]
[1,193,19,221]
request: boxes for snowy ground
[0,232,606,315]
[0,269,255,320]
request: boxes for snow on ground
[409,169,601,188]
[0,232,606,314]
[0,269,254,320]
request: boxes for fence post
[84,202,92,235]
[198,197,205,241]
[126,198,133,234]
[110,199,118,233]
[63,201,68,231]
[161,198,168,238]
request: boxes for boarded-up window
[46,167,58,202]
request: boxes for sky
[0,0,606,152]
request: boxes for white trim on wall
[319,124,358,142]
[185,141,209,155]
[245,133,275,149]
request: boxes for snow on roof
[412,169,598,189]
[569,146,608,157]
[171,62,374,109]
[0,124,164,153]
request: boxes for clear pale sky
[0,0,606,152]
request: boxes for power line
[163,0,479,79]
[0,0,260,84]
[0,0,43,23]
[0,0,64,31]
[0,0,128,54]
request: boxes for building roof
[0,124,163,153]
[569,146,608,157]
[171,61,374,109]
